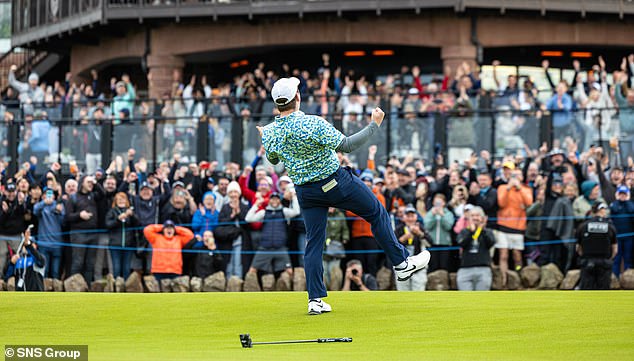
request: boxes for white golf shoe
[308,298,332,315]
[394,250,431,281]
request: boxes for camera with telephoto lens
[351,269,359,276]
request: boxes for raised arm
[176,226,195,247]
[283,195,301,219]
[336,108,384,153]
[8,66,29,93]
[143,224,163,245]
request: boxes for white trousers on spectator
[396,269,428,291]
[85,153,102,175]
[0,235,23,279]
[94,233,112,279]
[457,267,492,291]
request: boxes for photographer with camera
[0,182,28,280]
[395,205,431,291]
[424,193,455,271]
[33,188,65,279]
[6,226,46,291]
[456,206,496,291]
[342,259,377,291]
[496,167,533,286]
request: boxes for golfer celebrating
[259,77,430,315]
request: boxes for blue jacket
[609,200,634,236]
[547,93,573,128]
[33,200,65,248]
[261,209,288,249]
[29,119,50,152]
[192,208,219,238]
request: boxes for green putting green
[0,291,632,361]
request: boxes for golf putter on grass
[240,334,352,348]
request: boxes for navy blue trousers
[295,167,409,299]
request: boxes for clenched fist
[371,107,385,127]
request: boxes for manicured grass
[0,291,632,361]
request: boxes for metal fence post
[7,120,19,177]
[152,117,158,170]
[101,120,113,169]
[231,114,243,167]
[382,93,391,161]
[196,115,209,163]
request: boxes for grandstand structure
[0,0,633,172]
[4,0,634,98]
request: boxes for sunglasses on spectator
[258,183,270,187]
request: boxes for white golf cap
[271,77,300,105]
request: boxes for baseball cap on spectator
[592,202,608,213]
[591,82,601,91]
[360,172,374,182]
[5,183,16,192]
[163,220,176,229]
[271,77,300,105]
[502,161,516,170]
[416,170,426,178]
[227,181,241,196]
[373,177,385,186]
[206,177,215,185]
[28,72,39,82]
[464,204,474,212]
[278,175,292,188]
[269,192,281,200]
[549,148,565,157]
[612,166,624,172]
[617,185,630,194]
[140,181,152,190]
[404,205,417,214]
[408,88,419,95]
[173,181,185,189]
[396,169,409,176]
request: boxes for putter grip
[317,338,353,343]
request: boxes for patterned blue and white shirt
[261,111,345,185]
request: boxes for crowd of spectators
[1,53,634,291]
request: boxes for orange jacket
[346,188,386,238]
[497,185,533,232]
[143,224,194,275]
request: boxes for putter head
[240,334,253,348]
